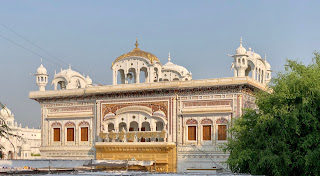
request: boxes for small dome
[163,62,190,76]
[37,64,47,74]
[54,68,84,79]
[0,106,13,118]
[236,45,246,55]
[236,37,247,55]
[113,39,160,65]
[85,76,92,85]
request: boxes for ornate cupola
[230,38,272,84]
[35,60,48,91]
[111,38,162,85]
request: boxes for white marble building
[0,106,41,160]
[29,38,271,172]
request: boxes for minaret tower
[232,37,248,77]
[35,59,48,91]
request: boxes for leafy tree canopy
[224,52,320,176]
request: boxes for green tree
[224,52,320,176]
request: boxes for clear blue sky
[1,1,319,128]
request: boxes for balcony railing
[99,130,166,142]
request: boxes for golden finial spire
[135,37,139,48]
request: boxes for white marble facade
[0,106,41,160]
[29,38,270,172]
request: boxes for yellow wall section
[95,142,176,172]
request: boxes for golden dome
[113,39,160,65]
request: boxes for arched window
[127,68,136,84]
[186,119,198,141]
[119,122,127,132]
[140,67,148,83]
[258,68,261,82]
[129,121,138,131]
[216,118,228,141]
[58,81,66,90]
[154,67,159,82]
[141,122,150,131]
[51,122,62,142]
[79,121,89,142]
[117,69,125,84]
[201,119,213,141]
[108,123,114,132]
[156,121,164,131]
[8,151,13,160]
[141,122,151,142]
[65,121,75,142]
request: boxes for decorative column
[197,123,201,145]
[124,70,128,84]
[136,71,140,83]
[252,68,256,80]
[149,67,154,83]
[113,69,118,85]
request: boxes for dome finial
[168,52,171,62]
[135,37,139,48]
[69,64,71,70]
[240,37,243,46]
[40,57,43,63]
[265,54,267,61]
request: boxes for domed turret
[112,39,192,84]
[0,105,13,119]
[85,76,92,87]
[162,53,192,81]
[35,60,48,91]
[236,37,247,55]
[37,64,47,75]
[230,38,272,85]
[113,39,160,65]
[52,65,92,90]
[0,105,15,127]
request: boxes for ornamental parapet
[29,76,268,100]
[99,130,166,143]
[177,145,225,153]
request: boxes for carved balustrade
[99,129,166,142]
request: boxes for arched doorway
[129,121,139,131]
[8,151,13,160]
[141,122,151,142]
[119,122,127,132]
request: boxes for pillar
[252,68,256,80]
[136,71,140,83]
[149,67,154,83]
[113,69,117,85]
[124,70,128,84]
